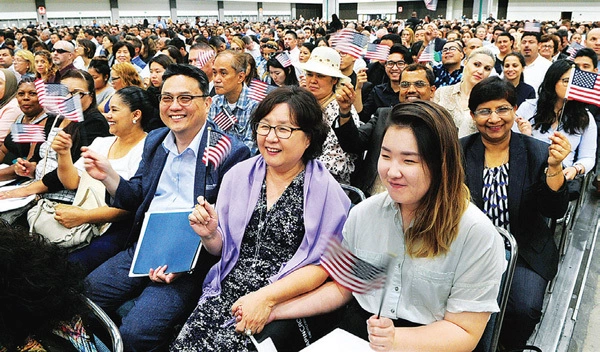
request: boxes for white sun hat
[295,46,351,85]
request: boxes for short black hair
[521,31,541,42]
[389,44,414,64]
[380,34,402,44]
[401,63,435,86]
[285,30,298,39]
[113,41,135,58]
[469,76,517,112]
[114,86,157,130]
[162,64,209,95]
[250,86,328,164]
[574,47,599,69]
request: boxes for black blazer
[333,107,391,195]
[461,132,569,281]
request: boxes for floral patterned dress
[171,171,306,352]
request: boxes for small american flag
[247,79,275,102]
[418,41,435,63]
[566,68,600,107]
[195,50,214,69]
[523,22,541,33]
[364,43,390,62]
[424,0,438,11]
[10,123,46,143]
[202,128,232,169]
[331,29,369,59]
[320,239,388,294]
[212,110,238,131]
[34,80,68,111]
[58,95,84,122]
[566,42,585,60]
[276,52,293,68]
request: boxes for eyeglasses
[399,80,429,89]
[473,106,513,117]
[540,44,554,50]
[52,48,70,54]
[68,90,91,99]
[158,94,209,106]
[385,60,406,68]
[441,46,461,53]
[559,77,570,86]
[253,122,302,139]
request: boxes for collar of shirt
[214,84,252,111]
[161,121,207,158]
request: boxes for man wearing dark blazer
[83,64,250,351]
[333,63,436,195]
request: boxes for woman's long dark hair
[533,60,589,134]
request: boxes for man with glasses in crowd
[83,64,250,352]
[51,40,76,79]
[432,40,464,88]
[359,45,413,122]
[333,63,436,195]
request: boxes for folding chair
[81,295,124,352]
[476,227,518,352]
[340,184,366,206]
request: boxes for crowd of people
[0,10,599,352]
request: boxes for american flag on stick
[247,79,275,102]
[58,95,84,122]
[10,123,46,143]
[195,49,215,69]
[566,42,585,60]
[320,239,389,294]
[202,127,232,169]
[565,68,600,107]
[364,43,390,62]
[276,52,293,68]
[212,109,238,131]
[418,41,435,63]
[34,80,69,111]
[331,29,369,59]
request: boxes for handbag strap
[75,186,103,208]
[29,199,51,235]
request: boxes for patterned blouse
[319,98,360,184]
[172,171,306,351]
[482,163,510,231]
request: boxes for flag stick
[203,127,212,196]
[376,254,396,318]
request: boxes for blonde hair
[111,62,142,88]
[386,101,470,258]
[15,50,35,74]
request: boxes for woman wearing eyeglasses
[516,60,597,191]
[171,86,350,351]
[0,70,109,224]
[433,46,496,138]
[461,77,570,349]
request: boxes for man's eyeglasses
[473,106,513,118]
[540,44,554,50]
[158,94,209,106]
[253,122,302,139]
[441,46,461,53]
[52,48,70,54]
[385,60,406,68]
[399,81,429,89]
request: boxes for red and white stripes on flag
[195,50,215,69]
[212,110,238,131]
[247,79,275,102]
[202,128,232,169]
[330,29,369,59]
[566,42,585,60]
[566,68,600,107]
[275,52,293,68]
[34,79,69,111]
[58,95,84,122]
[418,41,435,63]
[10,123,46,143]
[364,43,390,62]
[424,0,438,11]
[320,239,388,294]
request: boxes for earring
[132,119,137,124]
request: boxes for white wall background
[46,0,111,18]
[507,0,600,22]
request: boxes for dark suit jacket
[113,122,250,243]
[461,132,569,281]
[333,107,391,195]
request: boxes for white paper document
[300,328,371,351]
